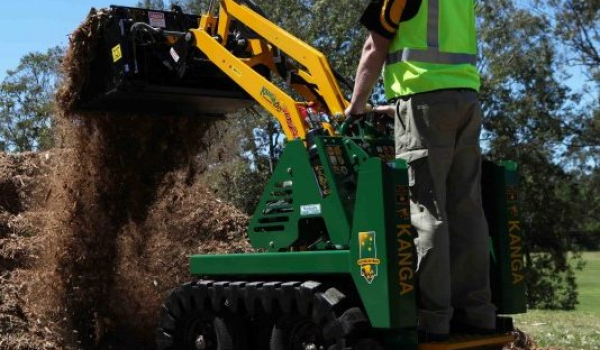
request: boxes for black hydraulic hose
[332,68,355,94]
[130,22,162,44]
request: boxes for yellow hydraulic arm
[189,0,349,140]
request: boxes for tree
[537,0,599,81]
[0,47,63,152]
[253,0,365,82]
[136,0,166,10]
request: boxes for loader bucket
[73,5,266,115]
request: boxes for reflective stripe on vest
[387,48,477,65]
[386,0,477,66]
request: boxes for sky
[0,0,589,96]
[0,0,138,80]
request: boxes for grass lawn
[512,252,600,350]
[575,252,600,315]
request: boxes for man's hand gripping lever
[338,105,393,137]
[338,111,367,136]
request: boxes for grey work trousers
[395,89,496,334]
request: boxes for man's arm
[345,31,392,117]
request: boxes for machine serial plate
[300,204,322,216]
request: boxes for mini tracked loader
[80,1,527,349]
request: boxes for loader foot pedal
[419,333,515,350]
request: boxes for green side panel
[483,161,527,314]
[349,158,417,329]
[248,139,351,250]
[310,137,357,243]
[190,250,350,276]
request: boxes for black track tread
[243,281,265,314]
[296,281,324,316]
[159,305,177,331]
[175,282,195,317]
[321,287,347,310]
[189,283,209,312]
[225,281,247,312]
[158,279,372,350]
[156,328,174,349]
[197,279,215,288]
[163,289,185,319]
[279,281,301,313]
[337,307,369,336]
[261,281,282,314]
[157,280,215,350]
[213,315,236,350]
[322,315,345,340]
[273,282,369,350]
[311,292,335,325]
[211,281,231,311]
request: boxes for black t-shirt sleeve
[360,0,422,39]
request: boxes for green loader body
[181,132,526,350]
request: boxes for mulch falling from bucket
[44,8,251,349]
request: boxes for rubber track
[157,279,370,350]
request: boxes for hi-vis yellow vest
[383,0,480,98]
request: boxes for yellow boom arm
[190,0,349,140]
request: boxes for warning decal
[148,11,166,28]
[111,44,122,63]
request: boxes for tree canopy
[0,47,63,151]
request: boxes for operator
[345,0,496,341]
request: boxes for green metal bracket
[483,160,527,314]
[349,157,417,329]
[190,250,350,276]
[248,139,352,250]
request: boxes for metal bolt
[304,343,317,350]
[195,335,206,350]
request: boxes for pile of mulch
[55,7,109,115]
[0,151,60,350]
[0,149,251,350]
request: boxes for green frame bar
[190,250,350,276]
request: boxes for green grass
[513,310,600,349]
[576,252,600,315]
[513,252,600,350]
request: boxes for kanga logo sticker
[357,231,381,284]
